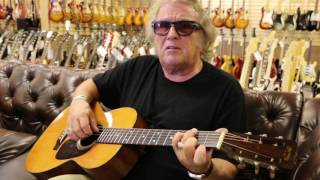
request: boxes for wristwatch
[187,161,213,179]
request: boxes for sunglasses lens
[153,21,171,36]
[175,21,195,36]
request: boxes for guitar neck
[97,128,222,148]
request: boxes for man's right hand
[67,100,99,141]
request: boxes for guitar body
[233,57,243,79]
[273,13,286,30]
[212,8,225,28]
[296,9,309,31]
[235,8,249,29]
[260,7,274,30]
[221,55,234,74]
[225,8,235,29]
[308,11,318,31]
[285,14,297,32]
[25,103,145,180]
[49,0,64,22]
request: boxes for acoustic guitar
[25,102,297,179]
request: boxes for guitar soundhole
[56,138,95,160]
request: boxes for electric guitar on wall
[212,0,225,28]
[25,102,297,180]
[273,0,286,31]
[49,0,64,22]
[235,0,249,29]
[260,0,273,30]
[239,28,260,89]
[300,39,317,84]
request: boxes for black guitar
[296,7,309,31]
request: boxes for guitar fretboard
[97,128,222,148]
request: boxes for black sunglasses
[151,20,203,36]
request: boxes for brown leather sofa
[0,61,319,180]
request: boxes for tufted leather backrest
[244,90,304,140]
[0,61,99,135]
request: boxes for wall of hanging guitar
[47,0,149,36]
[212,27,318,96]
[0,0,40,31]
[0,28,154,70]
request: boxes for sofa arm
[293,126,320,180]
[0,128,37,165]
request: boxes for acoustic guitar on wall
[25,102,297,180]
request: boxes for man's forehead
[156,2,200,21]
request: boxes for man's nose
[167,25,179,38]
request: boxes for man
[67,0,247,179]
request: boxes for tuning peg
[260,133,268,137]
[268,165,276,179]
[237,157,246,169]
[276,136,283,139]
[245,132,252,135]
[254,161,260,175]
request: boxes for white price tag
[227,37,232,45]
[279,40,285,48]
[65,20,71,32]
[213,35,222,47]
[77,44,83,56]
[47,31,53,38]
[139,47,146,55]
[306,41,310,49]
[7,46,11,55]
[149,47,156,55]
[111,48,125,62]
[124,47,133,58]
[253,51,263,61]
[47,47,54,59]
[97,45,108,58]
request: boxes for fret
[109,128,119,143]
[147,129,157,145]
[121,128,131,144]
[114,129,122,143]
[155,129,162,145]
[162,130,171,146]
[140,129,150,145]
[129,128,139,145]
[124,128,134,144]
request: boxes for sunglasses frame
[151,20,203,36]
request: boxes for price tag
[227,37,232,45]
[213,35,222,47]
[77,44,83,56]
[111,48,125,62]
[97,45,107,58]
[46,31,53,39]
[124,47,133,58]
[149,47,156,55]
[279,40,285,48]
[306,41,310,49]
[65,20,71,32]
[47,47,54,59]
[253,51,263,61]
[139,47,146,55]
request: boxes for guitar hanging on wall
[259,0,273,30]
[25,102,297,180]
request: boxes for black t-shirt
[93,55,247,180]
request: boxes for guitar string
[91,128,279,144]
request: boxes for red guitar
[26,102,297,179]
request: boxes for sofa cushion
[0,61,99,135]
[244,91,303,140]
[0,128,36,164]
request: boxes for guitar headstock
[222,132,297,175]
